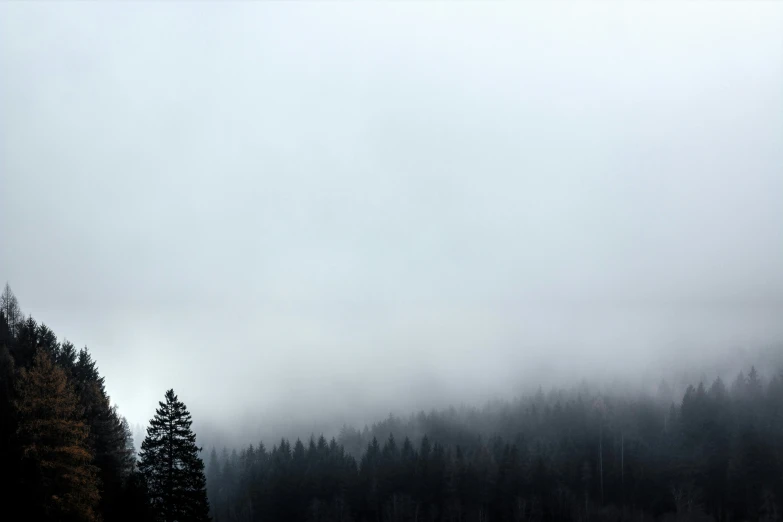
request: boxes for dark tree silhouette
[139,389,211,522]
[3,281,783,522]
[0,284,144,520]
[16,349,101,522]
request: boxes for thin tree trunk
[621,431,624,487]
[621,430,625,518]
[599,424,604,505]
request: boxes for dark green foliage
[0,284,141,521]
[71,348,136,519]
[139,389,211,522]
[209,369,783,522]
[3,282,783,521]
[113,470,154,522]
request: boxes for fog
[1,2,782,448]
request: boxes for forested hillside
[1,284,213,522]
[4,282,782,522]
[0,284,148,521]
[207,369,783,522]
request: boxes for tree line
[0,284,210,521]
[3,282,783,521]
[207,372,783,521]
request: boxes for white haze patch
[1,2,782,444]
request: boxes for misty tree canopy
[2,284,783,522]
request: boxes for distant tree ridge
[207,371,783,521]
[2,282,782,522]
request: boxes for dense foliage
[0,284,141,521]
[16,349,102,521]
[0,284,208,521]
[3,283,782,521]
[208,373,783,522]
[139,389,211,522]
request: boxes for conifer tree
[139,389,210,522]
[206,447,221,519]
[1,283,21,337]
[16,349,101,522]
[72,348,135,519]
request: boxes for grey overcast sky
[1,2,782,441]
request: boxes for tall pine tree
[139,389,210,522]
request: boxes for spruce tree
[72,348,135,520]
[139,389,210,522]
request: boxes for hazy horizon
[2,2,782,447]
